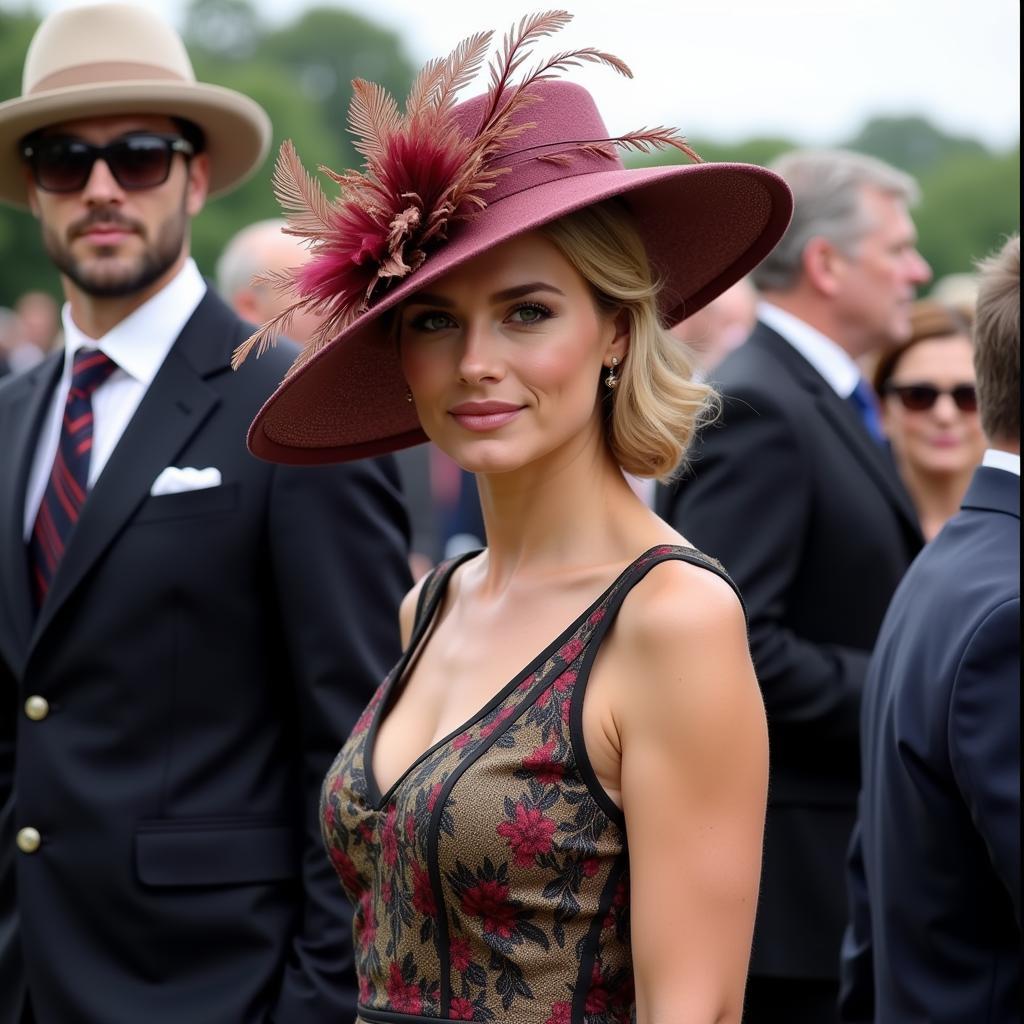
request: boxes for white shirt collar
[60,258,206,384]
[757,301,863,399]
[982,449,1021,476]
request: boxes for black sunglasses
[21,132,195,194]
[884,382,978,413]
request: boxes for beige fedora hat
[0,2,272,209]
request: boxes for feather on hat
[239,10,793,465]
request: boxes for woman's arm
[613,561,768,1024]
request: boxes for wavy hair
[540,201,718,480]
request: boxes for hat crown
[452,81,624,205]
[23,3,195,96]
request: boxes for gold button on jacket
[16,827,41,854]
[24,695,49,721]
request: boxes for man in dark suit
[840,234,1020,1023]
[0,6,411,1023]
[657,149,931,1022]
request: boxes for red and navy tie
[29,347,118,606]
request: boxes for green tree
[0,8,60,306]
[845,115,988,176]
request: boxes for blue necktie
[848,377,886,446]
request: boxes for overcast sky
[35,0,1021,150]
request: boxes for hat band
[29,61,188,94]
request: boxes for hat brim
[0,80,271,208]
[248,160,792,465]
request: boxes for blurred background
[0,0,1019,306]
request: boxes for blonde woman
[238,14,792,1023]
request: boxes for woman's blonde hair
[540,201,718,480]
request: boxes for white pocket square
[150,466,222,496]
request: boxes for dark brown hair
[873,299,974,396]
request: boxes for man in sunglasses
[658,149,931,1023]
[841,234,1020,1023]
[0,6,411,1024]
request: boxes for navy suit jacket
[0,289,412,1024]
[840,464,1020,1022]
[657,322,923,979]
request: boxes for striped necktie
[28,347,118,606]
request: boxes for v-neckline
[363,545,666,809]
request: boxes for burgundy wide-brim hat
[247,80,792,465]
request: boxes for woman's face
[881,335,986,478]
[398,230,624,475]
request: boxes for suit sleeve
[948,597,1021,922]
[838,812,875,1022]
[266,453,412,1023]
[662,389,866,739]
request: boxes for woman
[875,300,985,540]
[238,13,792,1023]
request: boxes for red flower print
[558,635,584,662]
[386,962,422,1014]
[427,782,443,811]
[497,802,557,866]
[585,961,609,1014]
[357,821,374,845]
[359,974,373,1004]
[328,846,362,893]
[381,805,398,867]
[523,737,565,784]
[405,812,416,843]
[545,1002,572,1024]
[561,697,572,725]
[356,891,376,949]
[588,606,607,627]
[538,669,576,708]
[351,701,376,736]
[381,881,393,903]
[321,798,335,832]
[450,936,473,972]
[581,857,600,878]
[453,733,472,751]
[480,705,515,739]
[450,996,475,1020]
[461,880,518,938]
[411,860,437,916]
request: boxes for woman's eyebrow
[405,282,566,308]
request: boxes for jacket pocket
[132,482,240,525]
[134,818,297,887]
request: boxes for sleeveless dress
[320,544,739,1024]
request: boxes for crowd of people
[0,5,1017,1024]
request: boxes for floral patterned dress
[320,544,738,1024]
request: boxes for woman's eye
[410,311,456,332]
[508,302,551,325]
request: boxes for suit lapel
[754,327,923,539]
[29,293,229,650]
[0,355,62,669]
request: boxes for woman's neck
[471,434,659,594]
[903,463,975,541]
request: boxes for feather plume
[232,11,703,372]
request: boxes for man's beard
[43,200,188,299]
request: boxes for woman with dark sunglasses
[874,300,986,540]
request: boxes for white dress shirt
[982,449,1021,476]
[757,301,862,400]
[23,259,207,538]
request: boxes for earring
[405,388,413,403]
[604,357,619,390]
